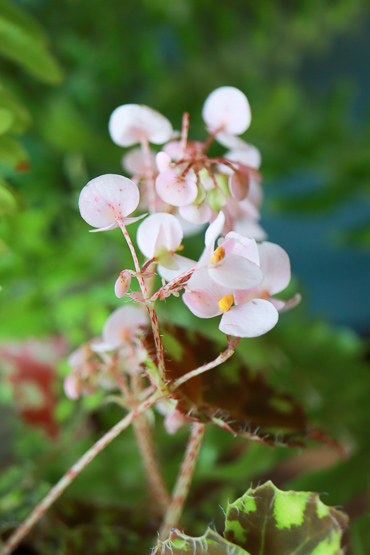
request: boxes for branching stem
[170,337,240,391]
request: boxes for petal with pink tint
[122,147,156,176]
[155,170,198,207]
[156,151,172,172]
[109,104,173,147]
[79,174,140,230]
[179,202,213,225]
[162,140,183,160]
[64,374,80,400]
[114,270,132,298]
[209,254,263,289]
[202,87,251,135]
[258,242,291,295]
[99,305,148,351]
[183,290,220,319]
[137,212,183,259]
[219,299,278,337]
[270,293,301,312]
[225,145,261,169]
[215,132,250,149]
[164,410,188,434]
[221,233,260,265]
[229,171,250,201]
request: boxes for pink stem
[159,422,205,539]
[133,415,170,515]
[140,137,156,214]
[150,265,195,302]
[170,337,240,391]
[0,391,163,555]
[180,112,189,154]
[119,223,167,392]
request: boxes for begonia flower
[137,213,195,279]
[79,174,144,232]
[196,212,263,290]
[233,241,300,311]
[183,267,278,338]
[179,202,214,225]
[109,104,173,147]
[202,86,251,135]
[122,147,157,177]
[92,305,148,352]
[155,169,198,207]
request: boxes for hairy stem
[159,422,205,539]
[170,337,240,392]
[119,223,167,393]
[0,391,163,555]
[133,415,170,515]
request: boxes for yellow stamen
[218,294,234,312]
[211,246,225,264]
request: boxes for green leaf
[0,178,19,214]
[0,84,32,133]
[153,528,249,555]
[147,324,330,449]
[224,481,348,555]
[0,106,13,134]
[0,135,28,169]
[0,0,63,83]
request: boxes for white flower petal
[79,174,140,230]
[158,254,196,282]
[109,104,173,147]
[209,254,263,289]
[202,86,251,135]
[258,242,291,295]
[219,299,278,337]
[101,305,148,350]
[137,212,183,258]
[122,147,157,176]
[179,203,213,225]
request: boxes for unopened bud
[114,270,131,298]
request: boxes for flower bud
[114,270,132,298]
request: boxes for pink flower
[122,147,157,178]
[183,231,298,338]
[195,212,263,290]
[92,305,148,352]
[109,104,173,147]
[155,169,198,207]
[79,174,145,232]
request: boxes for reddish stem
[119,223,167,392]
[180,112,189,154]
[170,337,240,391]
[133,415,170,515]
[159,422,205,539]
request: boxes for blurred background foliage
[0,0,369,553]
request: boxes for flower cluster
[70,85,300,411]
